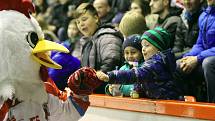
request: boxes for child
[97,27,182,100]
[119,10,147,38]
[106,34,144,98]
[64,19,82,60]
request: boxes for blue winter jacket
[184,6,215,63]
[107,49,182,100]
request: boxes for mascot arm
[0,99,9,121]
[0,99,18,120]
[44,78,89,121]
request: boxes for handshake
[67,67,108,95]
[67,67,139,98]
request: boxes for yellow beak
[31,39,69,69]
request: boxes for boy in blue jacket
[177,0,215,103]
[97,27,182,100]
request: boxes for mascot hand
[44,78,68,101]
[67,67,103,95]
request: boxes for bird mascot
[0,0,102,120]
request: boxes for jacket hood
[80,25,123,45]
[93,25,119,38]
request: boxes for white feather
[0,83,14,100]
[0,10,47,104]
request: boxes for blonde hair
[119,11,148,37]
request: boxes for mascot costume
[0,0,102,120]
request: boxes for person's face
[150,0,165,14]
[141,40,159,60]
[67,23,79,38]
[207,0,215,5]
[184,0,201,12]
[76,12,99,37]
[124,46,143,62]
[130,2,142,14]
[93,0,110,18]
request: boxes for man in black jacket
[173,0,203,58]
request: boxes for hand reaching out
[96,71,109,82]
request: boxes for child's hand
[108,85,113,94]
[96,71,109,82]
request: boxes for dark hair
[107,0,112,6]
[73,3,98,19]
[131,0,151,16]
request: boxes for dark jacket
[184,6,215,63]
[81,25,123,93]
[173,9,202,58]
[154,13,181,48]
[100,11,115,25]
[107,49,182,100]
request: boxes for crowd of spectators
[34,0,215,103]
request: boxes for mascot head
[0,0,69,103]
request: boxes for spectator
[130,0,151,16]
[150,0,181,48]
[66,19,82,60]
[74,3,123,93]
[130,0,158,29]
[176,0,215,102]
[173,0,203,58]
[93,0,115,25]
[97,27,183,100]
[110,0,131,14]
[49,0,73,41]
[105,34,144,98]
[119,11,148,38]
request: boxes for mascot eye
[26,32,39,48]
